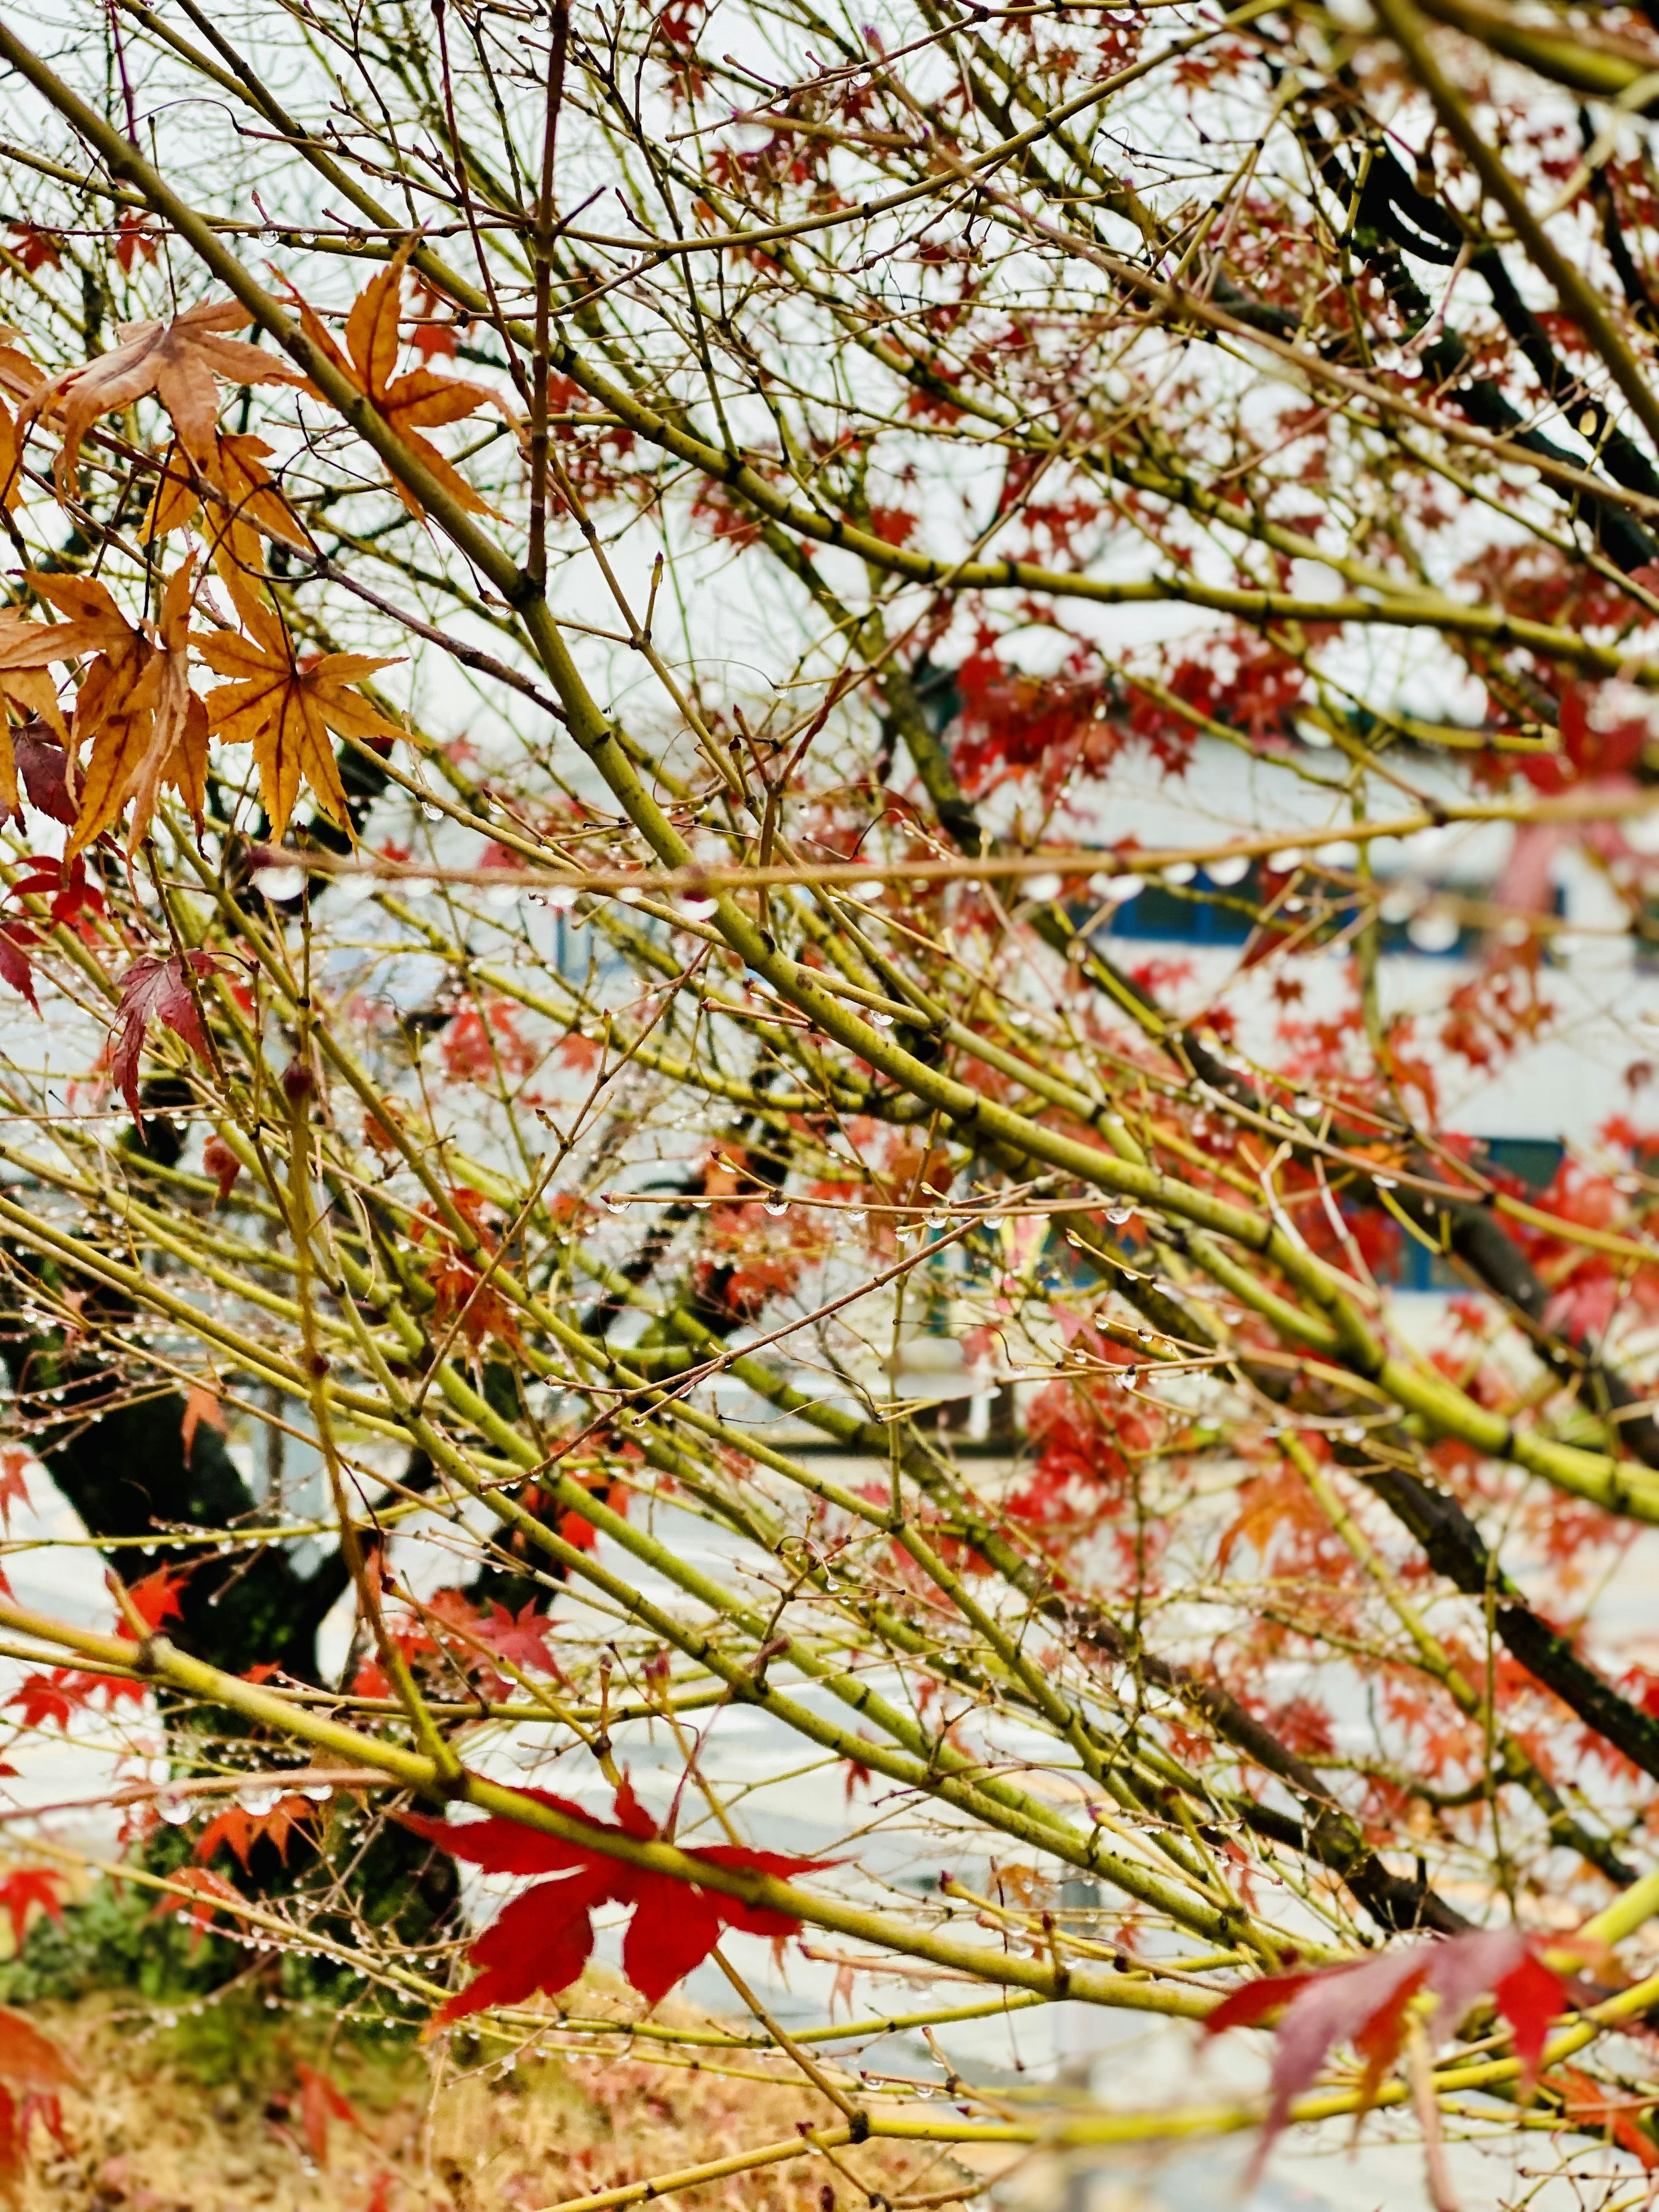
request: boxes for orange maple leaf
[21,299,306,493]
[0,574,144,831]
[146,432,310,632]
[0,566,208,853]
[291,242,501,516]
[194,604,402,839]
[67,557,208,853]
[180,1383,226,1464]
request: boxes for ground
[2,1977,980,2212]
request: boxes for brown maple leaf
[195,603,403,838]
[291,242,501,516]
[21,299,306,493]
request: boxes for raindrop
[1163,862,1196,886]
[251,864,305,902]
[1407,907,1461,955]
[1106,1205,1134,1226]
[680,896,718,920]
[303,1783,332,1802]
[872,1012,896,1027]
[1207,855,1249,887]
[1023,873,1063,903]
[157,1794,192,1825]
[237,1786,279,1816]
[763,1198,789,1218]
[546,884,578,910]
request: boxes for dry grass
[7,1983,981,2212]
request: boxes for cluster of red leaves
[404,1777,832,2021]
[1503,1157,1659,1347]
[349,1586,561,1701]
[440,996,541,1084]
[1206,1927,1581,2171]
[6,1570,183,1729]
[0,849,102,1014]
[1001,1366,1154,1557]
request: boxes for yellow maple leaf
[291,243,500,516]
[195,606,403,839]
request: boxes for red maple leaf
[6,1673,78,1730]
[0,2005,74,2198]
[1205,1926,1584,2176]
[194,1792,315,1872]
[296,2063,358,2168]
[109,950,239,1125]
[116,1566,186,1639]
[149,1865,243,1947]
[475,1600,562,1679]
[0,1870,65,1951]
[0,1449,29,1533]
[405,1778,833,2020]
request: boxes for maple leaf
[406,1777,833,2021]
[194,602,402,838]
[148,1866,241,1950]
[194,1792,315,1872]
[296,2065,359,2168]
[291,241,501,517]
[0,2006,75,2196]
[1205,1926,1584,2176]
[20,299,306,492]
[0,1870,64,1953]
[0,932,32,1015]
[5,726,74,829]
[109,950,229,1125]
[180,1384,226,1464]
[6,1674,76,1731]
[0,1450,28,1533]
[117,1567,186,1638]
[477,1600,562,1678]
[148,434,311,631]
[65,555,208,853]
